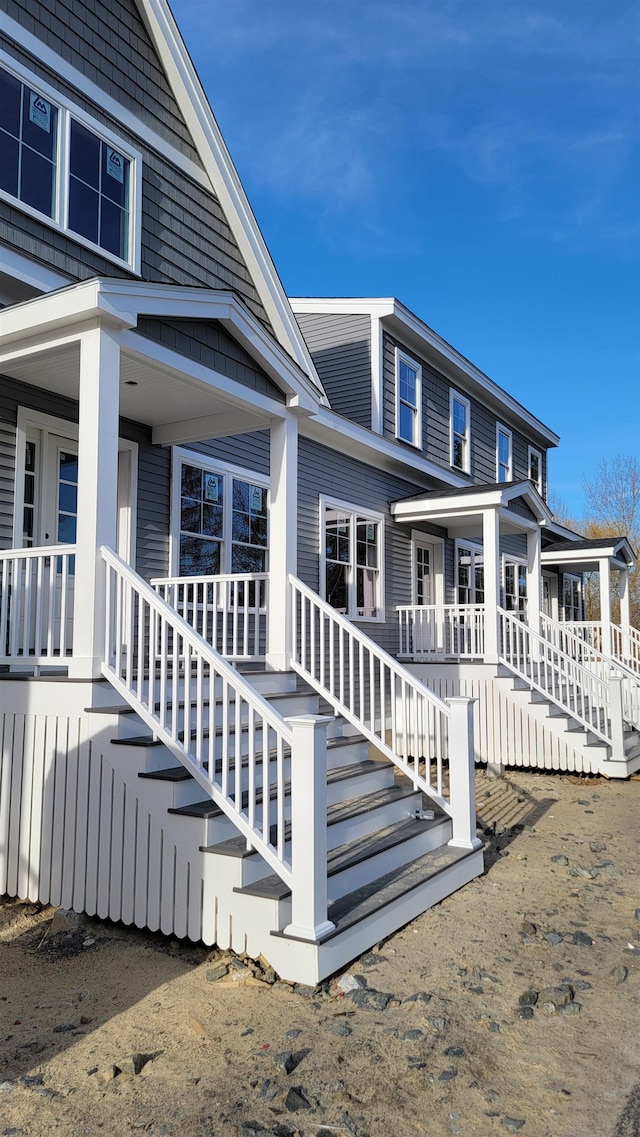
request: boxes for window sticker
[106,148,124,183]
[250,485,263,512]
[204,474,219,502]
[29,91,51,132]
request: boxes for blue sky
[171,0,640,520]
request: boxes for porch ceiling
[0,339,272,436]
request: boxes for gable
[2,0,201,165]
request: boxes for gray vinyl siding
[382,332,548,491]
[0,0,201,164]
[295,313,371,427]
[186,432,271,480]
[0,35,271,330]
[136,442,170,581]
[298,436,419,655]
[0,409,15,551]
[136,320,285,402]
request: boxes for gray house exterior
[0,0,637,984]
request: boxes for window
[0,59,138,269]
[504,559,527,618]
[322,499,383,619]
[497,425,512,482]
[450,391,470,472]
[176,456,268,576]
[528,446,542,494]
[562,574,582,622]
[396,350,421,447]
[456,543,484,605]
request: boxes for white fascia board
[0,13,209,191]
[136,0,326,396]
[290,296,560,448]
[500,480,553,523]
[391,490,504,520]
[0,246,71,293]
[0,280,137,347]
[303,409,470,490]
[543,518,584,541]
[541,541,634,567]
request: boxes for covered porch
[0,278,319,679]
[392,481,552,664]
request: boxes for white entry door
[412,538,443,653]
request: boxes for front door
[413,538,441,653]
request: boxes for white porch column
[267,413,298,671]
[619,565,631,638]
[598,557,612,657]
[70,325,120,678]
[526,525,542,635]
[482,507,501,662]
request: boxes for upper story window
[528,446,542,495]
[395,350,422,447]
[321,498,383,620]
[0,58,139,271]
[450,391,470,473]
[497,425,512,482]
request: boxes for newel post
[283,714,335,942]
[446,697,482,850]
[609,672,625,761]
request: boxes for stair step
[274,844,479,943]
[85,703,135,716]
[112,734,163,748]
[235,816,445,902]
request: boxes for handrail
[0,544,76,667]
[152,572,268,661]
[290,574,453,814]
[499,607,612,744]
[102,547,293,885]
[542,614,640,731]
[398,604,485,659]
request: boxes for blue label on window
[204,474,219,502]
[106,149,124,183]
[29,91,51,132]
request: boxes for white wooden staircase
[85,665,482,984]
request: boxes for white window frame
[319,495,385,622]
[395,348,422,449]
[171,448,270,577]
[13,407,138,561]
[503,555,527,618]
[0,51,142,274]
[411,530,444,606]
[450,390,471,473]
[562,573,583,623]
[496,424,513,482]
[528,445,542,495]
[455,540,484,605]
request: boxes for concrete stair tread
[235,815,447,901]
[276,844,479,944]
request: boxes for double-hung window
[322,498,383,619]
[0,59,139,270]
[450,391,470,472]
[504,559,527,619]
[456,543,484,605]
[562,574,582,622]
[497,425,512,482]
[396,350,421,447]
[528,446,542,495]
[176,455,268,577]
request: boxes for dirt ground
[1,768,639,1137]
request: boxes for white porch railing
[0,545,75,669]
[542,614,640,732]
[151,573,268,661]
[290,576,478,843]
[500,607,613,744]
[398,604,485,659]
[564,621,640,677]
